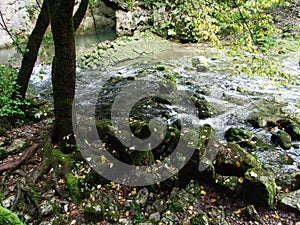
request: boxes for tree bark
[15,0,89,101]
[48,0,76,153]
[15,0,49,101]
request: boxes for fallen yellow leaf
[238,177,244,184]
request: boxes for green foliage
[0,65,27,118]
[0,206,24,225]
[139,0,298,85]
[142,0,286,46]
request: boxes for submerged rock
[191,56,209,72]
[242,167,277,207]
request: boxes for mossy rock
[159,73,177,92]
[215,142,262,177]
[246,116,266,128]
[271,130,292,150]
[66,173,82,205]
[178,125,217,184]
[275,171,300,191]
[190,212,209,225]
[128,150,155,166]
[277,119,300,141]
[169,188,193,213]
[191,94,215,119]
[279,189,300,212]
[84,196,120,222]
[225,128,256,149]
[215,175,240,193]
[0,206,24,225]
[242,167,277,207]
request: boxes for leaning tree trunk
[48,0,76,153]
[15,0,49,101]
[15,0,89,101]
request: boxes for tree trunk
[15,0,49,101]
[48,0,76,153]
[15,0,89,101]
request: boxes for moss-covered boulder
[271,130,292,150]
[225,127,256,148]
[179,125,217,184]
[242,167,277,207]
[169,188,193,213]
[215,142,262,176]
[0,206,24,225]
[277,119,300,141]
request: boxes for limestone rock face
[116,7,151,35]
[0,0,36,48]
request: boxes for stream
[1,32,299,184]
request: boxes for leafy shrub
[0,65,26,118]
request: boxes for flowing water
[1,33,299,182]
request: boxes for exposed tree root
[0,143,38,173]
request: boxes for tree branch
[74,0,89,31]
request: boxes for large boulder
[215,142,262,177]
[242,167,277,207]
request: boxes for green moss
[129,150,155,166]
[190,212,209,225]
[66,173,81,205]
[242,167,277,207]
[0,206,24,225]
[271,130,292,150]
